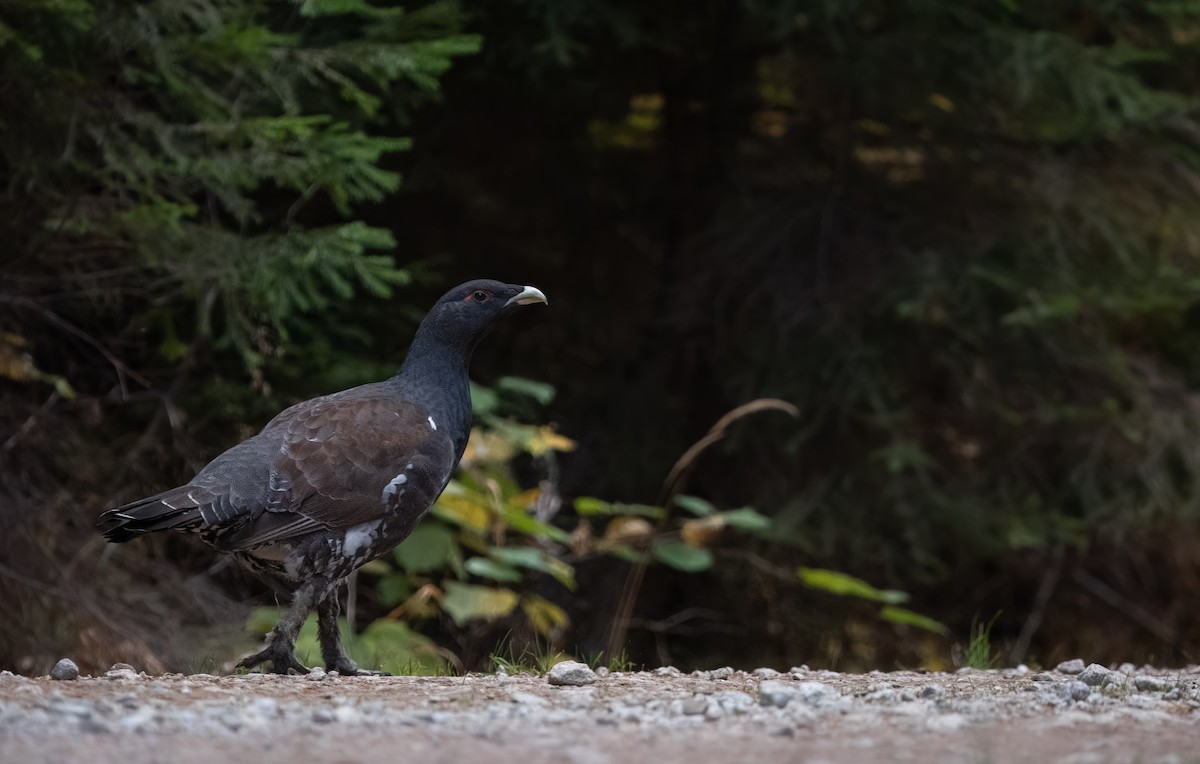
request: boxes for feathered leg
[237,580,324,674]
[316,589,389,676]
[316,590,358,675]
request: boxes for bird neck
[392,326,475,457]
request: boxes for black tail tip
[97,512,138,544]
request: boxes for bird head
[419,279,548,352]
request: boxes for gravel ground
[3,661,1200,763]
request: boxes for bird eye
[472,290,489,302]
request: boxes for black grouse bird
[98,279,547,674]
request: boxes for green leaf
[501,506,573,544]
[440,581,519,626]
[880,606,951,636]
[465,556,522,582]
[574,496,665,519]
[394,522,457,573]
[376,574,413,607]
[574,496,613,515]
[497,376,556,405]
[490,546,576,590]
[358,559,391,575]
[354,620,447,675]
[797,568,909,604]
[470,382,500,415]
[245,606,284,635]
[652,541,714,572]
[717,507,773,531]
[674,495,716,516]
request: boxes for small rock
[1078,663,1112,687]
[104,666,138,681]
[794,681,840,706]
[312,709,335,724]
[711,690,754,713]
[653,666,681,677]
[710,666,734,680]
[752,668,781,678]
[1117,662,1137,675]
[50,659,79,681]
[547,661,598,687]
[51,700,94,717]
[704,702,724,720]
[681,695,709,715]
[759,680,797,708]
[1055,659,1086,675]
[1059,680,1091,701]
[1032,673,1054,682]
[1101,672,1129,692]
[926,713,968,731]
[864,688,899,703]
[327,671,340,678]
[510,691,550,706]
[565,690,596,710]
[1134,675,1173,693]
[919,685,943,699]
[306,667,326,681]
[595,666,610,677]
[788,665,811,674]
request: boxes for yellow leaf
[441,582,519,626]
[521,594,570,636]
[435,494,492,531]
[385,583,443,621]
[461,428,518,466]
[928,93,955,112]
[507,487,541,511]
[521,425,577,457]
[680,515,726,547]
[0,337,34,382]
[604,516,654,543]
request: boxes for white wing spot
[427,416,437,430]
[343,520,382,557]
[381,470,409,503]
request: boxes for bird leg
[316,588,387,676]
[316,589,357,675]
[237,580,323,674]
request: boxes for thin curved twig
[607,398,799,659]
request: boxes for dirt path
[3,663,1199,763]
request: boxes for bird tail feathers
[97,486,210,543]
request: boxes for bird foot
[237,643,309,675]
[326,657,390,677]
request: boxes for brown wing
[213,392,456,551]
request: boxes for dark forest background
[4,0,1200,675]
